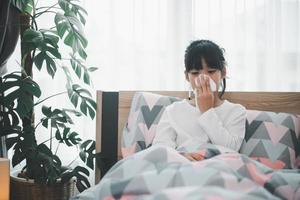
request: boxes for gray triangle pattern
[237,165,251,178]
[267,112,288,124]
[255,112,273,122]
[124,175,151,195]
[141,105,163,129]
[279,129,295,149]
[172,172,186,187]
[262,140,286,162]
[205,172,225,187]
[281,116,295,131]
[249,140,269,157]
[240,138,260,155]
[277,148,291,168]
[251,123,271,140]
[111,179,132,199]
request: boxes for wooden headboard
[94,91,300,183]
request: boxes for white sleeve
[152,108,177,149]
[197,105,246,151]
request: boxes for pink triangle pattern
[223,173,257,192]
[121,143,137,158]
[264,122,288,145]
[275,185,296,200]
[247,162,273,185]
[138,123,157,147]
[251,157,286,169]
[103,196,115,200]
[294,157,300,168]
[246,110,261,124]
[218,153,244,170]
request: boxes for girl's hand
[195,74,214,113]
[180,152,205,161]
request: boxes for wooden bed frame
[94,91,300,183]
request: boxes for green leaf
[5,136,18,150]
[57,128,82,146]
[42,105,52,116]
[70,92,79,107]
[58,0,88,25]
[55,129,62,141]
[37,144,53,157]
[68,84,97,119]
[86,155,94,169]
[41,107,73,129]
[61,166,90,192]
[12,147,25,167]
[55,12,87,59]
[80,140,93,150]
[42,118,48,128]
[79,151,87,162]
[80,100,87,115]
[80,140,95,170]
[45,53,57,78]
[0,72,41,126]
[87,67,98,72]
[62,108,82,117]
[69,55,95,85]
[11,0,34,14]
[83,71,90,85]
[23,29,61,77]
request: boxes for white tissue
[194,76,217,93]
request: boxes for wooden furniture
[95,91,300,183]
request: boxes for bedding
[72,92,300,199]
[73,144,300,200]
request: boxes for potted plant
[0,0,97,199]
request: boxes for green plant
[0,0,97,192]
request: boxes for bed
[74,91,300,200]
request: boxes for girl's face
[185,59,226,92]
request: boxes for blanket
[73,144,300,200]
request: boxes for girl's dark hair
[184,40,226,98]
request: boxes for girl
[152,40,246,161]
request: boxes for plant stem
[34,91,68,106]
[50,127,53,151]
[67,155,79,168]
[41,136,55,144]
[55,143,60,155]
[35,10,58,18]
[34,119,44,129]
[36,3,59,11]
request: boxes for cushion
[121,92,300,170]
[121,92,180,158]
[239,110,300,169]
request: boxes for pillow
[239,110,300,169]
[121,92,180,158]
